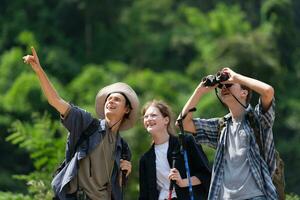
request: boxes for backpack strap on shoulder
[71,118,100,158]
[246,110,265,159]
[53,118,100,178]
[217,117,227,141]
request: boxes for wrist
[177,179,186,187]
[232,72,243,83]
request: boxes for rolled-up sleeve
[255,98,276,175]
[255,98,275,129]
[193,118,220,149]
[61,105,94,152]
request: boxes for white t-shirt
[155,141,177,200]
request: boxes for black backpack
[217,111,285,200]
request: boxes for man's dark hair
[241,85,252,105]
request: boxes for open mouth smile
[146,122,156,128]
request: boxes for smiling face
[143,105,169,135]
[104,93,129,120]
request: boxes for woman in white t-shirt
[138,100,211,200]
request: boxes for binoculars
[202,71,232,88]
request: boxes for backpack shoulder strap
[246,110,265,159]
[71,118,100,158]
[53,118,100,177]
[121,138,131,161]
[217,117,226,141]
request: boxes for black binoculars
[202,71,232,88]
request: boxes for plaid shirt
[193,99,278,200]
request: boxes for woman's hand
[168,168,184,187]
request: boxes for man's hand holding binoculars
[200,67,238,88]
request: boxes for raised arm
[222,68,274,111]
[23,47,70,115]
[177,81,215,133]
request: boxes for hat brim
[95,82,139,131]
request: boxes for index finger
[31,47,38,59]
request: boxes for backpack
[53,118,100,178]
[217,111,285,200]
[52,118,131,200]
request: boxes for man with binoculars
[178,68,278,200]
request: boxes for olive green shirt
[68,129,117,200]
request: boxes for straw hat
[95,82,139,131]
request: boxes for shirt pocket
[237,129,249,150]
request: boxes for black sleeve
[138,155,149,200]
[121,138,132,161]
[186,135,211,192]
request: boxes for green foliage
[1,0,300,198]
[261,0,296,69]
[285,99,300,130]
[5,113,66,199]
[126,69,191,102]
[206,4,251,38]
[181,3,252,76]
[7,113,65,171]
[0,47,26,94]
[68,62,131,112]
[3,73,67,114]
[17,31,38,51]
[121,0,198,70]
[0,192,31,200]
[3,73,44,113]
[43,46,81,83]
[286,193,300,200]
[68,64,111,109]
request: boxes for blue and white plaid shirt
[193,99,278,200]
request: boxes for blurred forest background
[0,0,299,199]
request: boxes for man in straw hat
[23,47,139,200]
